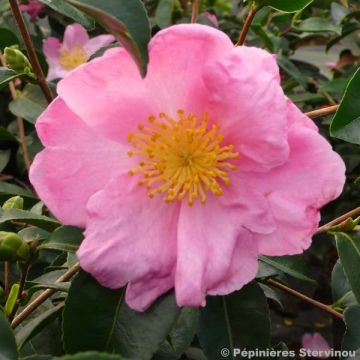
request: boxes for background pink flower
[19,0,45,21]
[302,333,331,358]
[43,23,115,81]
[30,24,345,311]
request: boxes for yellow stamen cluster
[59,47,88,71]
[127,110,239,206]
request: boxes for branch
[315,206,360,235]
[8,0,53,104]
[11,262,80,329]
[305,105,339,119]
[267,279,343,319]
[191,0,200,23]
[236,5,257,46]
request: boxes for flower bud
[2,196,24,210]
[0,232,30,262]
[4,46,36,81]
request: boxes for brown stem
[267,279,344,319]
[305,105,339,119]
[4,262,9,298]
[11,262,80,329]
[191,0,200,23]
[315,206,360,235]
[8,263,30,322]
[8,0,52,104]
[0,53,31,171]
[236,6,257,46]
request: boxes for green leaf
[155,308,199,360]
[66,0,151,76]
[336,232,360,304]
[0,209,60,231]
[342,305,360,352]
[4,284,19,317]
[0,149,11,172]
[259,256,316,283]
[38,0,94,28]
[0,28,19,52]
[0,67,21,90]
[254,0,314,12]
[38,226,83,253]
[9,84,47,124]
[0,312,17,360]
[63,270,180,360]
[16,303,64,349]
[198,281,271,360]
[277,55,307,89]
[330,67,360,144]
[56,353,126,360]
[295,17,341,34]
[155,0,176,28]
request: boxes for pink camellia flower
[302,333,331,358]
[43,23,115,81]
[30,24,345,311]
[19,0,45,21]
[203,11,219,27]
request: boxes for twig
[236,5,257,46]
[191,0,200,23]
[11,262,80,329]
[267,279,343,319]
[315,206,360,235]
[8,0,52,104]
[305,105,339,119]
[0,53,31,171]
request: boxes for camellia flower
[43,23,115,81]
[19,0,45,21]
[302,333,331,358]
[30,24,345,311]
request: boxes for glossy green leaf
[155,0,176,28]
[16,303,64,349]
[295,17,341,34]
[342,305,360,352]
[198,282,271,360]
[254,0,314,12]
[0,312,17,360]
[330,67,360,144]
[38,0,94,28]
[0,28,19,52]
[4,284,19,317]
[277,55,307,89]
[56,353,126,360]
[259,256,315,283]
[9,84,47,124]
[63,270,180,360]
[0,209,60,231]
[336,232,360,304]
[0,67,21,90]
[38,226,83,253]
[0,149,11,173]
[66,0,150,76]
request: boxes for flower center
[127,110,239,206]
[59,47,88,71]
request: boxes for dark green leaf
[0,67,20,90]
[278,55,307,89]
[198,282,271,360]
[155,0,176,28]
[63,271,180,360]
[254,0,314,12]
[9,84,47,124]
[259,256,316,283]
[0,28,19,52]
[295,18,341,34]
[0,312,17,360]
[16,303,64,349]
[342,305,360,352]
[330,67,360,144]
[66,0,150,76]
[0,209,60,231]
[38,0,94,28]
[38,226,83,253]
[336,232,360,304]
[0,149,11,172]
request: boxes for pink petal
[43,37,61,59]
[302,333,331,357]
[202,46,289,171]
[63,23,89,51]
[57,24,234,144]
[85,35,115,56]
[251,122,345,256]
[77,177,179,311]
[29,98,131,227]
